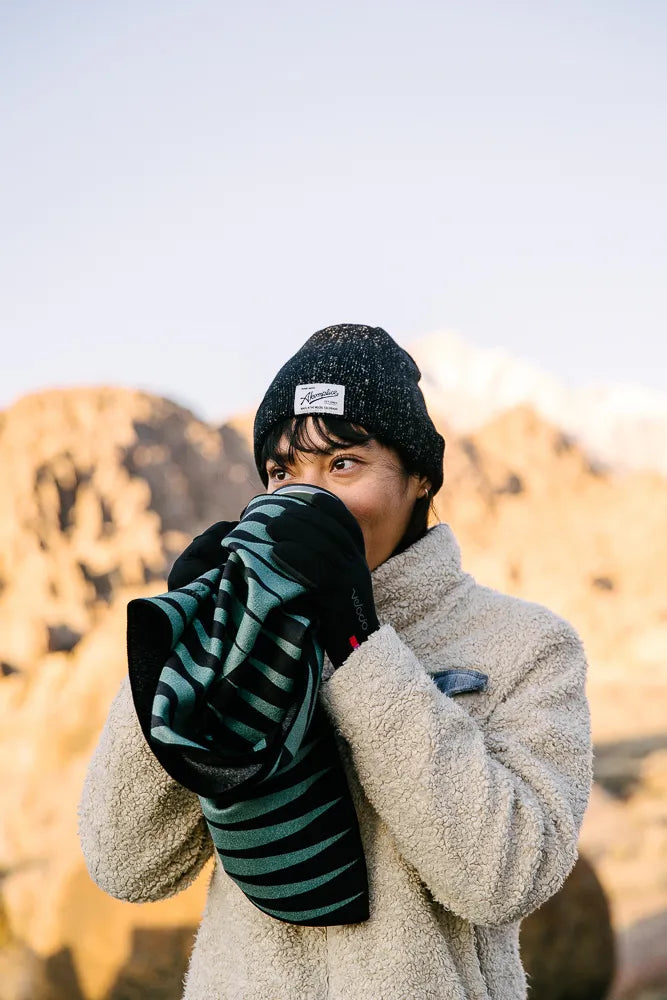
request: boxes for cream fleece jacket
[78,523,592,1000]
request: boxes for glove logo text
[351,588,368,632]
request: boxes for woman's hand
[265,489,379,669]
[167,520,239,590]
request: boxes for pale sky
[1,0,665,425]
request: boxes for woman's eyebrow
[270,441,371,466]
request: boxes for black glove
[167,520,239,590]
[264,488,379,669]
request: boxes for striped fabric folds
[127,485,369,926]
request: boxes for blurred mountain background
[411,331,667,476]
[0,333,665,999]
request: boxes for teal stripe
[283,609,310,627]
[233,859,357,900]
[203,766,330,823]
[174,644,216,688]
[150,724,207,750]
[226,518,271,544]
[153,589,202,623]
[209,797,341,850]
[217,828,349,877]
[193,618,222,658]
[260,626,302,660]
[217,574,251,616]
[161,663,197,703]
[283,660,316,757]
[177,572,221,597]
[264,736,317,780]
[247,656,295,692]
[235,611,271,663]
[233,549,304,604]
[214,582,248,632]
[160,664,198,735]
[236,686,284,723]
[170,589,208,617]
[252,891,364,923]
[152,692,173,725]
[219,713,267,745]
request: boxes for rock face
[1,385,664,998]
[519,855,615,1000]
[0,388,262,670]
[433,404,667,744]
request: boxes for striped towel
[127,485,369,926]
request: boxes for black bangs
[259,415,376,479]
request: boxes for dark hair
[258,414,438,556]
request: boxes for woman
[79,323,593,999]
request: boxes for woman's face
[265,417,431,571]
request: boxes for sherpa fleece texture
[78,523,593,1000]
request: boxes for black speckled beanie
[253,324,445,495]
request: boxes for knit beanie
[253,324,445,495]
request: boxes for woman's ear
[417,476,432,499]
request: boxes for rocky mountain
[409,330,667,476]
[0,385,665,998]
[0,387,263,672]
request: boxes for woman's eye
[268,456,357,480]
[332,456,357,471]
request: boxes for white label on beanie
[294,383,345,415]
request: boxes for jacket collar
[371,523,467,632]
